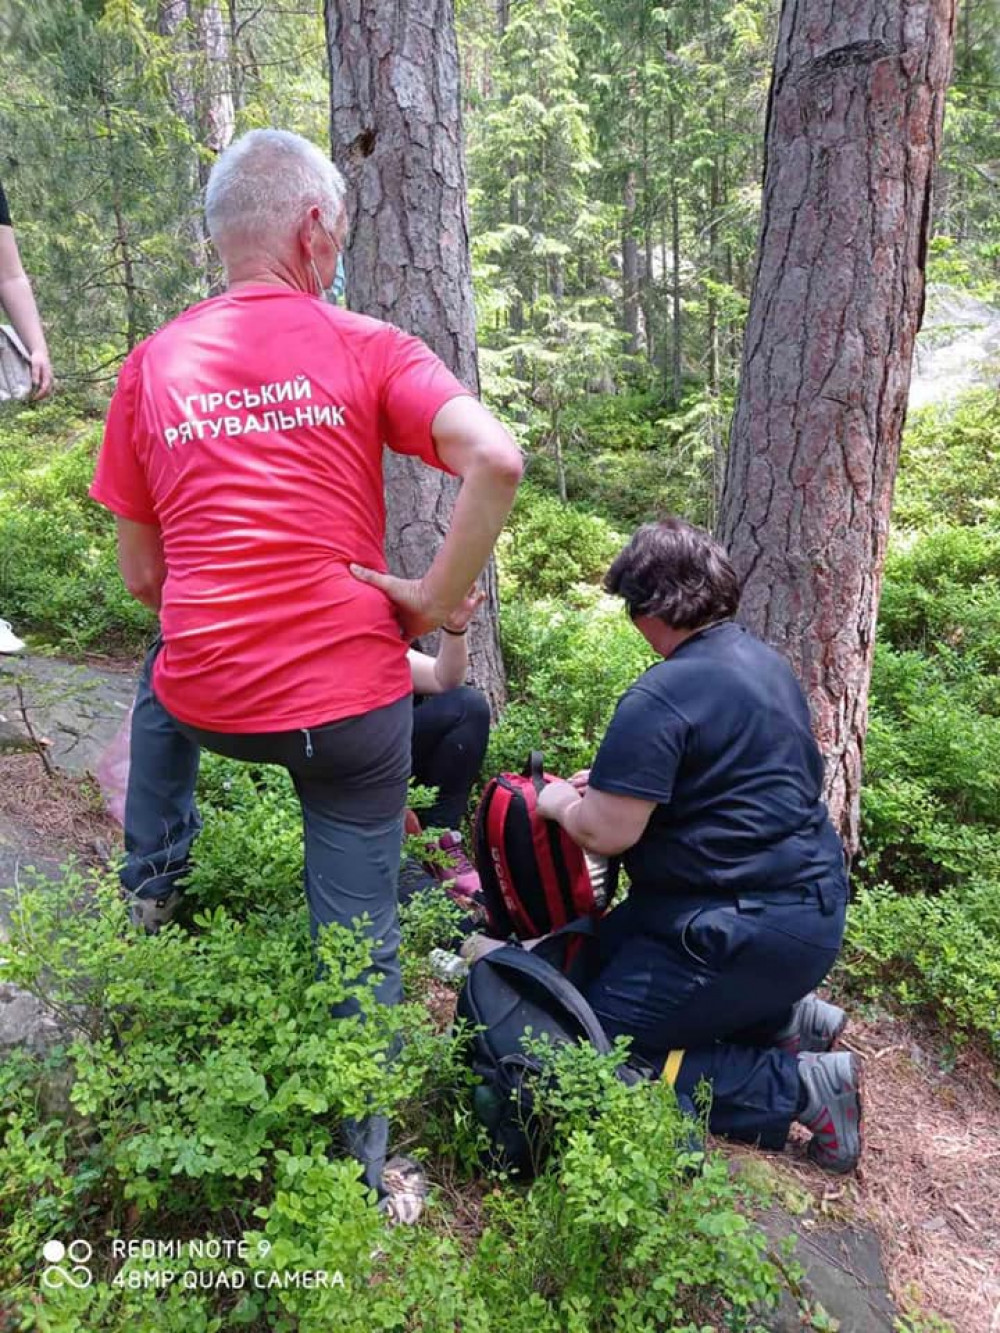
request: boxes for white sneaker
[0,619,25,654]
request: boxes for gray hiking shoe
[797,1051,863,1174]
[377,1155,428,1226]
[776,993,847,1055]
[127,888,183,934]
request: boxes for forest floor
[1,655,998,1332]
[726,1008,1000,1332]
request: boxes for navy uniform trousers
[583,879,848,1148]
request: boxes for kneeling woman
[537,519,861,1173]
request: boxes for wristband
[442,625,468,636]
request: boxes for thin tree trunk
[551,406,567,504]
[670,112,682,406]
[194,0,235,164]
[719,0,957,855]
[158,0,206,278]
[226,0,245,111]
[100,95,139,352]
[159,0,233,288]
[325,0,507,709]
[622,168,640,354]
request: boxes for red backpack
[473,752,619,939]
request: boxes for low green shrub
[0,865,783,1331]
[892,389,1000,531]
[842,878,1000,1057]
[490,589,655,777]
[524,388,719,530]
[879,525,1000,674]
[859,644,1000,894]
[0,400,155,654]
[498,480,624,601]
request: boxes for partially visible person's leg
[410,687,490,830]
[176,695,425,1209]
[121,639,201,927]
[585,883,858,1164]
[288,698,412,1205]
[730,992,847,1055]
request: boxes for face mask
[311,224,345,303]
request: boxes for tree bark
[325,0,507,710]
[193,0,235,162]
[669,115,682,407]
[622,169,641,355]
[158,0,234,288]
[718,0,957,856]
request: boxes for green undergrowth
[0,752,785,1330]
[833,393,1000,1055]
[0,396,155,655]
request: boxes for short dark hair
[604,518,741,629]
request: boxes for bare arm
[116,517,166,611]
[352,397,522,636]
[406,583,485,693]
[536,779,656,858]
[407,637,467,693]
[0,225,52,398]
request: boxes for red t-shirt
[90,284,471,732]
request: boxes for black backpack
[455,920,650,1177]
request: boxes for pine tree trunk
[670,140,682,406]
[193,0,235,162]
[159,0,234,289]
[718,0,957,856]
[622,169,640,355]
[325,0,507,709]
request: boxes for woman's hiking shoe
[776,993,847,1055]
[797,1051,863,1173]
[405,811,484,915]
[377,1155,428,1225]
[431,831,483,902]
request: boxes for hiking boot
[797,1051,863,1174]
[431,831,482,901]
[127,888,183,933]
[775,993,847,1055]
[0,618,25,654]
[377,1155,428,1225]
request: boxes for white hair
[205,129,345,253]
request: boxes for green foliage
[892,391,1000,531]
[0,861,782,1331]
[0,398,155,653]
[840,388,1000,1055]
[491,589,655,777]
[468,1040,780,1332]
[525,388,721,528]
[498,480,624,600]
[1,0,330,378]
[843,879,1000,1058]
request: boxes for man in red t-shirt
[90,129,522,1219]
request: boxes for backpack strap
[523,750,546,796]
[547,915,598,939]
[478,945,615,1054]
[532,913,603,987]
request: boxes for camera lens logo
[41,1239,93,1290]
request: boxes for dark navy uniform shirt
[590,621,846,899]
[0,180,11,228]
